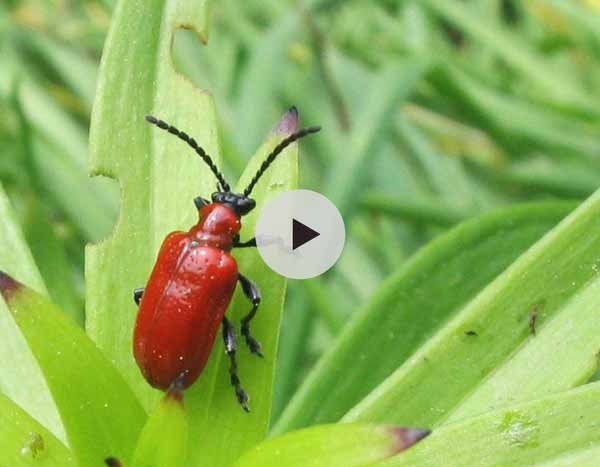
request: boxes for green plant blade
[271,293,315,422]
[19,81,118,242]
[130,390,188,467]
[360,191,474,227]
[445,271,600,424]
[0,182,63,442]
[23,31,98,111]
[421,0,600,117]
[434,65,600,162]
[185,112,299,467]
[234,423,430,467]
[87,0,217,410]
[535,446,600,467]
[273,201,574,434]
[326,60,428,215]
[23,201,84,326]
[0,390,75,467]
[345,189,600,427]
[378,383,600,467]
[0,274,145,467]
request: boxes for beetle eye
[238,198,256,216]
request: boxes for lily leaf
[0,273,145,467]
[0,182,63,442]
[379,383,600,467]
[185,109,300,467]
[421,0,600,117]
[234,423,430,467]
[130,389,188,467]
[87,0,218,410]
[274,201,575,434]
[0,391,75,467]
[326,60,428,215]
[345,189,600,426]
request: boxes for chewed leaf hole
[172,28,213,94]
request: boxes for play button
[255,190,345,279]
[292,219,320,250]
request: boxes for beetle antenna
[243,125,321,197]
[146,115,231,192]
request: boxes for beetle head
[211,192,256,216]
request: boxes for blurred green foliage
[1,0,600,428]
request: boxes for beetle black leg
[238,273,262,357]
[194,197,210,209]
[133,287,144,305]
[234,237,257,248]
[222,317,249,412]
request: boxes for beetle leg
[133,287,144,306]
[234,237,257,248]
[238,273,263,357]
[222,317,250,412]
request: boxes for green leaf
[435,66,600,162]
[345,189,600,427]
[23,201,84,326]
[378,383,600,467]
[394,118,477,210]
[326,60,429,215]
[130,390,188,467]
[87,0,217,410]
[22,31,98,111]
[234,423,430,467]
[271,293,315,422]
[273,201,575,434]
[421,0,600,117]
[234,12,301,157]
[88,1,303,464]
[0,391,75,467]
[401,104,507,169]
[0,182,63,442]
[18,81,118,242]
[501,158,600,199]
[185,110,300,467]
[0,274,145,467]
[535,446,600,467]
[360,191,474,227]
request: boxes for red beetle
[133,108,320,410]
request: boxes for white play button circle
[255,189,345,279]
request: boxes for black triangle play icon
[292,218,320,250]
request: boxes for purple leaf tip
[273,106,300,135]
[0,270,21,302]
[390,426,431,453]
[105,457,122,467]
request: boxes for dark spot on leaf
[465,330,478,337]
[529,301,544,336]
[105,457,122,467]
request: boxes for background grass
[1,1,600,465]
